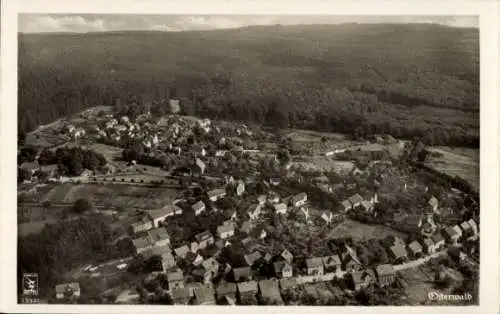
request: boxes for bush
[73,198,92,213]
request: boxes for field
[398,264,470,305]
[425,146,479,191]
[19,219,58,237]
[37,183,179,209]
[327,218,409,241]
[88,143,124,165]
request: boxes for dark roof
[233,267,252,281]
[408,241,423,253]
[174,245,190,258]
[194,286,215,304]
[132,234,155,250]
[216,282,237,296]
[432,233,445,243]
[237,281,258,293]
[244,251,262,266]
[258,279,281,298]
[422,238,434,247]
[390,245,407,259]
[167,269,184,282]
[291,192,307,204]
[217,223,234,235]
[192,201,205,211]
[444,226,458,237]
[306,257,323,268]
[349,193,364,204]
[55,282,80,294]
[207,188,226,198]
[171,287,190,300]
[148,227,170,242]
[195,231,213,243]
[141,245,172,260]
[281,249,294,263]
[322,255,342,267]
[148,205,182,219]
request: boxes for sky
[18,14,478,33]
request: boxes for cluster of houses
[63,124,86,141]
[340,192,379,213]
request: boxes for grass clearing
[327,218,408,241]
[426,146,479,191]
[19,219,58,237]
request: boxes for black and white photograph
[1,0,499,313]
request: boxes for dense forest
[19,23,479,147]
[17,215,131,297]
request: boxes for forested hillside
[19,23,479,146]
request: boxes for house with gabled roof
[192,201,206,216]
[171,287,191,304]
[237,280,258,300]
[195,231,214,249]
[460,221,473,237]
[193,285,215,305]
[140,244,172,260]
[161,252,177,272]
[190,241,200,253]
[348,270,375,291]
[290,192,308,208]
[467,218,478,235]
[274,203,288,215]
[148,204,182,227]
[244,251,262,266]
[167,269,184,290]
[341,200,353,212]
[148,227,170,248]
[216,282,237,302]
[273,261,293,278]
[348,193,364,209]
[407,240,423,259]
[233,267,252,282]
[174,245,190,259]
[281,249,294,264]
[55,282,80,299]
[207,188,227,202]
[259,279,283,304]
[432,233,446,250]
[342,245,362,272]
[421,238,436,254]
[322,255,342,272]
[129,215,153,234]
[132,234,155,254]
[443,225,462,244]
[306,257,324,275]
[389,244,408,263]
[217,223,235,239]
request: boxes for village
[18,101,480,305]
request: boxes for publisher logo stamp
[20,273,40,304]
[428,291,473,302]
[23,273,38,296]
